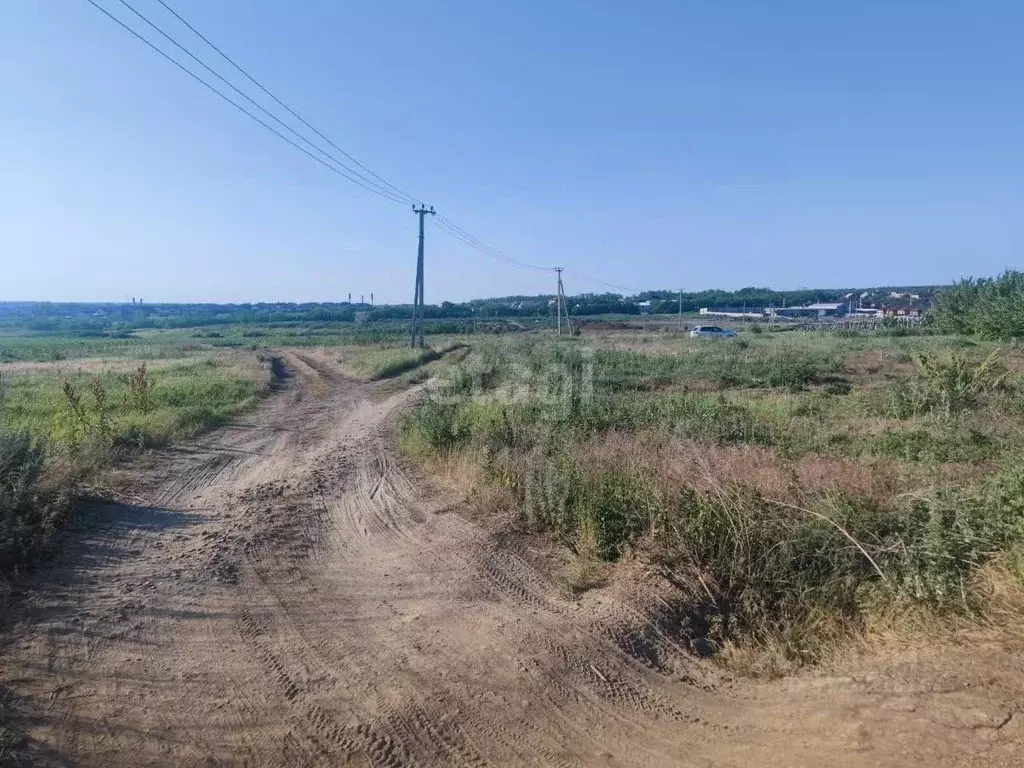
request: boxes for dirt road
[3,353,1022,766]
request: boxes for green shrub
[522,452,894,658]
[406,398,472,452]
[822,380,853,396]
[652,489,886,647]
[894,470,1024,607]
[931,270,1024,340]
[872,426,999,464]
[524,455,658,559]
[127,363,151,412]
[523,450,1024,654]
[885,350,1010,419]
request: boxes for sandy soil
[2,351,1022,767]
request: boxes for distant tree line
[1,284,946,334]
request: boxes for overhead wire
[83,0,410,204]
[434,215,555,272]
[83,0,639,297]
[436,216,636,294]
[432,219,519,264]
[112,0,412,205]
[151,0,419,207]
[572,274,637,294]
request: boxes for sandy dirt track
[2,352,1022,767]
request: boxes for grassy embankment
[402,330,1024,673]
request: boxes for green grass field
[1,352,270,449]
[0,319,496,364]
[0,325,392,363]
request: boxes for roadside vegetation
[0,349,270,574]
[402,330,1024,674]
[336,343,465,381]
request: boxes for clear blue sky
[2,1,1022,303]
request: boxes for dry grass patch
[576,431,918,507]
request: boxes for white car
[689,325,738,339]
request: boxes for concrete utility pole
[554,267,572,337]
[410,204,436,348]
[678,288,683,332]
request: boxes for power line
[434,215,555,272]
[116,1,557,278]
[151,0,419,206]
[112,0,410,205]
[573,273,636,295]
[83,0,409,205]
[434,220,542,270]
[437,215,634,295]
[85,0,560,281]
[84,0,639,301]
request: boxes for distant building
[879,300,926,318]
[773,302,848,319]
[636,301,652,314]
[699,307,766,319]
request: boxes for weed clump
[887,350,1010,419]
[0,434,70,573]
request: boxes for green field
[0,353,271,449]
[0,319,520,364]
[0,324,404,363]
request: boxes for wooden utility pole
[410,204,435,347]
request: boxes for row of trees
[17,280,1014,335]
[930,270,1024,340]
